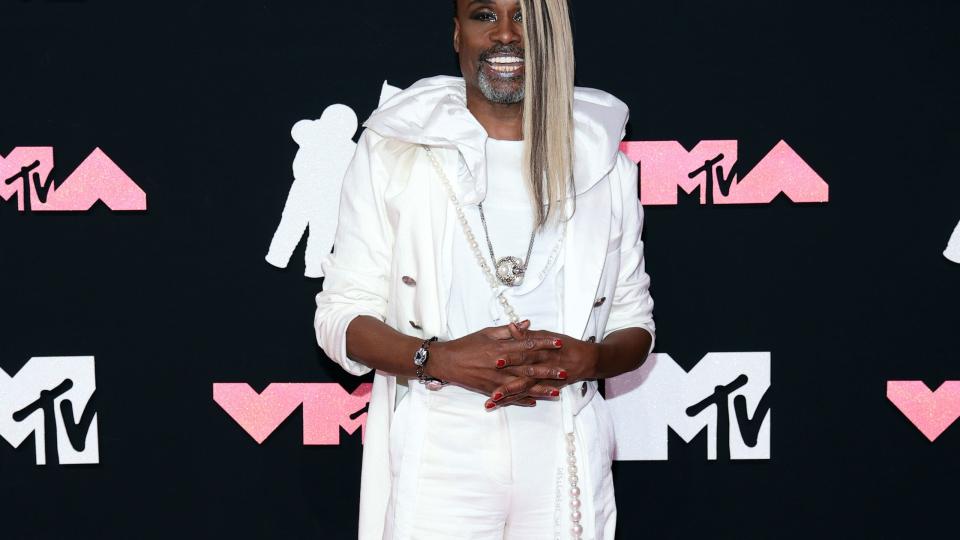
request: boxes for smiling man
[314,0,656,538]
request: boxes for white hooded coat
[314,75,655,539]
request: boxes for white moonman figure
[266,104,359,277]
[267,81,402,277]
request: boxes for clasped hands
[426,319,599,410]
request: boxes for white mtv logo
[607,352,771,460]
[0,356,99,465]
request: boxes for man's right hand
[426,320,569,404]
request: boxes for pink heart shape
[887,381,960,442]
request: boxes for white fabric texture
[312,75,656,540]
[446,138,565,335]
[382,138,579,539]
[384,380,617,540]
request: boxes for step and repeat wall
[2,1,958,538]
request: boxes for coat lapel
[561,179,612,340]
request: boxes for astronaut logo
[266,81,402,277]
[0,357,100,465]
[0,147,146,212]
[606,352,771,461]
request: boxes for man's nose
[491,16,521,45]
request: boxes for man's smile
[481,55,524,76]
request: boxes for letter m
[214,382,372,445]
[605,352,770,460]
[0,356,99,465]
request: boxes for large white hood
[362,75,629,204]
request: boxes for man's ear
[453,17,461,53]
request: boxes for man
[314,0,655,538]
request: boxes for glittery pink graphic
[0,147,146,212]
[886,381,960,442]
[213,383,372,445]
[0,147,52,211]
[619,140,828,206]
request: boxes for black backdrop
[2,0,958,538]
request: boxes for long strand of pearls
[423,145,583,540]
[424,146,519,324]
[566,432,583,539]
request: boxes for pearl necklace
[423,145,584,540]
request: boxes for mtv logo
[0,147,146,212]
[0,356,99,465]
[606,352,771,460]
[213,382,372,445]
[619,140,828,206]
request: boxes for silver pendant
[495,256,525,286]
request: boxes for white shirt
[446,138,566,340]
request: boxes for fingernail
[496,358,506,368]
[558,369,568,379]
[554,338,563,348]
[485,401,496,409]
[550,389,560,397]
[493,392,503,401]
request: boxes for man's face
[453,0,525,105]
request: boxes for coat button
[409,320,422,330]
[402,275,417,286]
[580,382,588,396]
[586,336,596,342]
[593,297,606,308]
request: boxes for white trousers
[384,381,618,540]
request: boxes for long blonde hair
[519,0,576,229]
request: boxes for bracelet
[413,336,445,390]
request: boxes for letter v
[733,389,771,447]
[887,381,960,442]
[213,383,304,444]
[59,390,98,452]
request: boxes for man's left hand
[483,322,599,410]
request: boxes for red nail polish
[493,392,503,401]
[558,370,568,379]
[496,358,506,368]
[485,401,496,409]
[550,389,560,397]
[554,338,563,347]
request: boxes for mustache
[479,45,524,62]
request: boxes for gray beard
[478,70,524,104]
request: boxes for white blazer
[314,75,655,540]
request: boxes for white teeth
[487,56,523,64]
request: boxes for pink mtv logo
[619,140,828,205]
[887,381,960,442]
[0,147,146,211]
[213,382,371,445]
